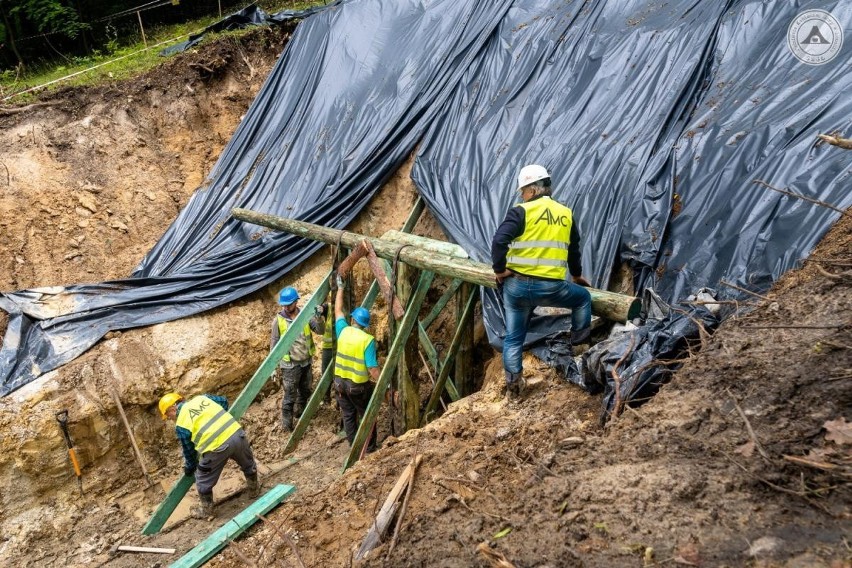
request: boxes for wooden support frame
[281,199,425,455]
[421,287,478,426]
[169,484,296,568]
[142,274,331,535]
[343,270,436,471]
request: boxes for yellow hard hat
[158,392,183,419]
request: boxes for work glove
[336,273,345,290]
[314,303,328,318]
[184,464,197,477]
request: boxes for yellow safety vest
[335,326,374,384]
[505,196,572,280]
[176,396,242,456]
[277,315,316,362]
[322,309,334,350]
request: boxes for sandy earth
[0,24,849,568]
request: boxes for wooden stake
[454,282,474,396]
[136,12,147,48]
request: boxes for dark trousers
[281,364,312,423]
[195,430,256,496]
[334,377,376,451]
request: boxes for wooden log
[231,208,640,322]
[454,282,474,397]
[395,260,420,433]
[380,230,469,258]
[343,270,436,470]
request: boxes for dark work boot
[245,474,261,499]
[570,328,591,356]
[281,412,293,432]
[505,371,525,401]
[192,492,215,519]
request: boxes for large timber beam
[232,208,641,322]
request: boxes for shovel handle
[68,447,82,478]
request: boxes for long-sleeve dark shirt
[491,195,583,278]
[270,308,326,366]
[175,394,229,471]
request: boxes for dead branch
[476,542,516,568]
[726,389,770,461]
[783,455,839,472]
[752,179,845,213]
[432,479,510,522]
[0,102,54,116]
[719,279,772,301]
[256,513,307,568]
[227,538,259,568]
[817,133,852,150]
[740,324,846,329]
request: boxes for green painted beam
[420,278,463,330]
[142,273,330,535]
[416,322,461,402]
[342,270,436,471]
[282,361,334,455]
[230,272,331,419]
[142,475,195,535]
[169,484,296,568]
[421,288,478,426]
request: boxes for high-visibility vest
[335,326,374,384]
[176,396,242,456]
[505,196,572,280]
[277,314,316,362]
[321,309,333,350]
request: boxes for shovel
[109,387,166,500]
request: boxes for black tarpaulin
[0,0,513,395]
[1,0,850,397]
[412,0,851,358]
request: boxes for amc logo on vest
[534,208,570,227]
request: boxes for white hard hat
[517,164,550,190]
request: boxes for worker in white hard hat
[490,164,592,400]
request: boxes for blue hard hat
[278,287,299,306]
[351,307,370,327]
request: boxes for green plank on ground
[169,484,296,568]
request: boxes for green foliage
[9,0,89,39]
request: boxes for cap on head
[517,164,550,190]
[159,392,183,419]
[278,287,299,306]
[351,307,370,328]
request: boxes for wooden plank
[355,456,422,560]
[115,545,176,554]
[454,282,474,397]
[169,484,296,568]
[232,208,641,322]
[142,475,195,535]
[421,278,463,330]
[417,322,439,372]
[421,288,478,426]
[343,270,436,471]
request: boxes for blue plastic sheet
[1,0,850,396]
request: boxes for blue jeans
[502,275,592,374]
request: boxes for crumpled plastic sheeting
[582,304,720,423]
[0,0,513,396]
[412,0,852,358]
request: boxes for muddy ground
[0,23,850,568]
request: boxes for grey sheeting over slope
[1,0,850,395]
